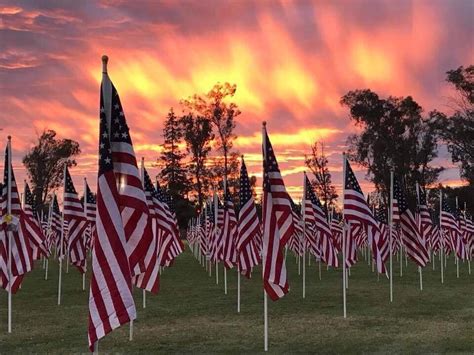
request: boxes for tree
[432,65,474,185]
[158,108,190,199]
[305,141,338,211]
[182,82,241,181]
[23,130,80,209]
[180,113,214,208]
[340,89,442,200]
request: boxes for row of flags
[1,55,472,351]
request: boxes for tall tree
[432,65,474,185]
[180,113,214,208]
[305,141,338,211]
[23,129,80,208]
[182,82,241,181]
[340,89,442,199]
[158,108,190,198]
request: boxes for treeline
[20,65,474,225]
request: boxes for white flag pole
[237,270,241,313]
[140,158,146,310]
[416,182,423,291]
[302,172,307,299]
[214,191,219,285]
[7,136,13,333]
[389,171,394,302]
[342,152,347,318]
[262,121,268,352]
[45,201,52,281]
[83,177,87,291]
[57,197,64,304]
[439,190,444,284]
[465,202,471,275]
[455,196,460,279]
[223,178,227,295]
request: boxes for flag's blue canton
[98,89,113,176]
[239,159,252,206]
[393,176,409,214]
[305,176,323,208]
[344,160,363,193]
[110,85,132,145]
[65,168,77,194]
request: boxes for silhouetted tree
[180,113,214,208]
[158,108,190,199]
[341,89,442,200]
[182,82,241,182]
[23,130,80,209]
[305,141,338,211]
[432,65,474,185]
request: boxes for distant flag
[393,177,429,267]
[83,180,97,251]
[416,185,433,250]
[63,167,87,273]
[262,123,294,301]
[441,197,464,260]
[220,187,237,269]
[236,157,261,277]
[23,182,48,260]
[343,159,385,273]
[303,175,338,267]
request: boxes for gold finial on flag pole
[101,55,109,74]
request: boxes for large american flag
[262,125,294,301]
[105,72,152,277]
[236,157,261,278]
[393,177,429,267]
[84,180,96,251]
[343,159,385,273]
[0,144,36,293]
[64,167,88,273]
[303,175,338,267]
[88,62,139,351]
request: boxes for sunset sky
[1,0,473,202]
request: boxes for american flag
[0,144,33,293]
[393,177,429,267]
[236,157,261,278]
[416,185,432,250]
[343,159,385,273]
[105,72,152,277]
[23,182,48,260]
[49,194,62,255]
[220,187,237,269]
[374,207,390,265]
[212,197,224,262]
[330,217,343,252]
[84,180,96,251]
[205,200,217,261]
[288,201,304,257]
[441,197,464,260]
[463,215,473,258]
[64,167,88,273]
[262,125,294,301]
[303,175,338,267]
[88,61,138,350]
[132,167,160,293]
[345,223,360,267]
[155,181,181,267]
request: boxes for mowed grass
[0,245,473,354]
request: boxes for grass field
[1,245,473,353]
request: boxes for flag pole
[7,136,13,333]
[58,163,67,305]
[439,190,444,284]
[46,200,52,280]
[140,158,146,309]
[389,171,394,302]
[455,196,460,279]
[214,191,219,285]
[465,202,471,275]
[223,178,228,295]
[262,121,268,351]
[342,152,347,318]
[302,172,307,299]
[83,177,87,291]
[416,182,423,291]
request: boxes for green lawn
[1,246,473,353]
